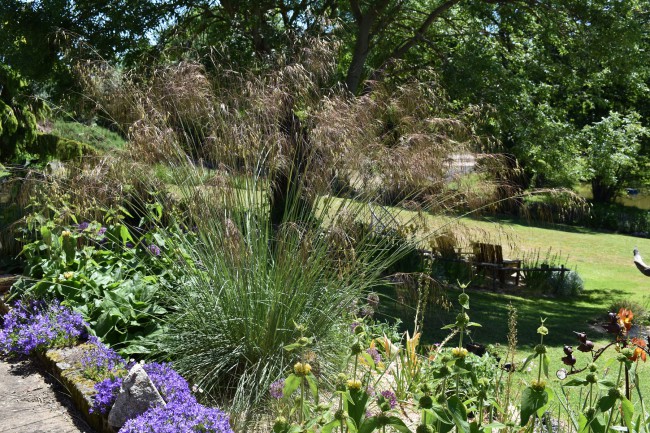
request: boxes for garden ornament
[633,247,650,276]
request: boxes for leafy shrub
[31,133,96,162]
[548,269,584,297]
[11,216,186,355]
[0,64,49,163]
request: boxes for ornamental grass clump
[0,299,87,356]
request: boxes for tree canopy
[1,0,649,199]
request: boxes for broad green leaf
[305,373,318,403]
[358,417,380,433]
[520,386,548,427]
[322,420,342,433]
[386,416,412,433]
[283,374,301,399]
[427,404,452,424]
[542,354,549,378]
[621,397,634,429]
[345,388,369,429]
[360,352,376,369]
[596,394,617,413]
[448,395,470,433]
[563,378,589,387]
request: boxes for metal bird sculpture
[633,247,650,276]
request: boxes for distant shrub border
[0,298,233,433]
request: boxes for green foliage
[577,112,649,202]
[0,63,49,162]
[28,133,96,162]
[10,214,185,355]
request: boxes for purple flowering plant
[81,336,126,382]
[0,300,87,356]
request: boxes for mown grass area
[386,213,650,345]
[50,119,126,152]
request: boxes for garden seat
[472,242,521,289]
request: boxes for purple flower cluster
[380,390,397,410]
[0,300,87,356]
[119,400,232,433]
[118,363,232,433]
[142,363,192,403]
[148,244,161,256]
[269,379,284,399]
[366,347,381,364]
[76,222,90,231]
[91,377,123,414]
[81,337,125,382]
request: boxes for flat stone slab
[0,358,94,433]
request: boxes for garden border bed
[35,346,115,433]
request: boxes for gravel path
[0,358,94,433]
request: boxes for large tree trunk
[345,11,376,94]
[591,177,618,203]
[269,97,314,229]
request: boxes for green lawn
[398,214,650,346]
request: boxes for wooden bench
[471,243,522,289]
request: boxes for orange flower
[617,308,634,334]
[630,338,648,362]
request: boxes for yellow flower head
[293,362,312,376]
[346,379,362,390]
[63,271,74,280]
[62,230,72,238]
[452,347,468,358]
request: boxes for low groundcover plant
[0,299,87,356]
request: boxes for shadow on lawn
[378,286,626,348]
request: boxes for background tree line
[1,0,649,202]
